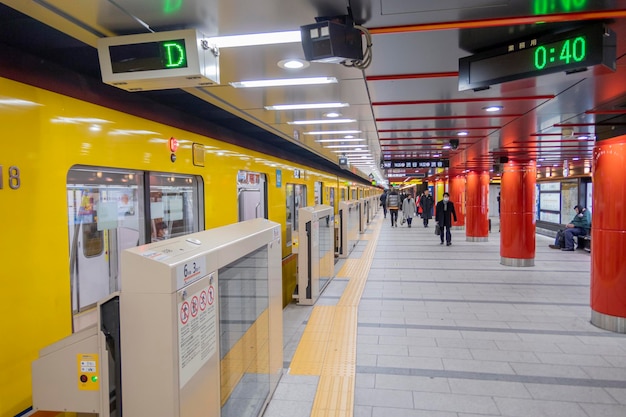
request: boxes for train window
[285,184,307,247]
[237,170,267,221]
[68,167,203,332]
[67,167,145,325]
[149,173,203,242]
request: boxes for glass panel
[219,246,270,417]
[149,173,201,242]
[67,168,144,318]
[285,184,293,246]
[318,215,333,290]
[294,184,306,231]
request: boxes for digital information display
[381,159,449,169]
[459,23,616,91]
[109,39,188,73]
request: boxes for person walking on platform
[379,189,388,218]
[401,193,416,227]
[549,205,590,251]
[386,188,401,227]
[435,192,457,246]
[419,189,434,227]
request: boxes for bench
[577,233,591,252]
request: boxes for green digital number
[535,46,547,70]
[559,39,572,64]
[572,36,586,62]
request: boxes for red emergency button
[80,374,88,383]
[169,137,179,153]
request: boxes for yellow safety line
[289,216,382,417]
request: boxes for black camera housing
[449,139,459,150]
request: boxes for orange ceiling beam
[368,10,626,35]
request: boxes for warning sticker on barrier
[177,274,217,388]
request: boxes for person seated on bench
[549,205,590,251]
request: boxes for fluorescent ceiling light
[315,138,365,143]
[483,105,503,112]
[288,118,356,125]
[208,30,301,48]
[332,150,371,153]
[230,77,337,88]
[265,102,349,111]
[304,130,361,135]
[324,144,366,148]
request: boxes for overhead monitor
[97,29,220,91]
[458,23,616,91]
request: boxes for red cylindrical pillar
[449,175,465,229]
[500,161,536,267]
[466,171,489,241]
[591,135,626,333]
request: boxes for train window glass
[67,167,145,327]
[341,188,346,201]
[237,170,267,221]
[149,173,203,242]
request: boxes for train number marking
[0,165,21,190]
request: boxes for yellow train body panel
[0,75,378,417]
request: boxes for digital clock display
[534,36,586,70]
[109,39,188,73]
[458,23,615,91]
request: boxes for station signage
[381,159,449,169]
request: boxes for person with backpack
[379,189,388,218]
[386,188,401,227]
[419,189,434,227]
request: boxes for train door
[67,167,203,331]
[237,170,267,221]
[314,181,323,205]
[286,183,307,247]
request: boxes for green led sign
[162,41,186,68]
[533,0,587,15]
[534,36,586,70]
[459,23,615,91]
[109,39,188,73]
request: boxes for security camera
[449,139,459,150]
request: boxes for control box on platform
[32,219,283,417]
[292,205,335,305]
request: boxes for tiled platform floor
[263,213,626,417]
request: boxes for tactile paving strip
[290,216,382,417]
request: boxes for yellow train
[0,72,378,416]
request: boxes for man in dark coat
[435,192,458,246]
[419,189,434,227]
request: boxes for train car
[0,68,377,415]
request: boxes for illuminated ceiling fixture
[332,150,371,153]
[324,112,341,118]
[324,144,365,148]
[315,138,365,143]
[277,59,309,69]
[457,131,469,136]
[265,102,349,111]
[577,135,589,140]
[288,118,356,125]
[483,105,503,112]
[230,76,337,88]
[208,30,301,48]
[304,130,361,135]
